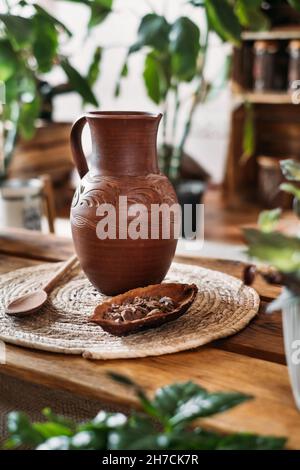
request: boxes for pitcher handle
[70,116,89,179]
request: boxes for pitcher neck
[87,112,162,176]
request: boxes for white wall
[42,0,232,183]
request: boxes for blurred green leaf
[33,422,73,439]
[0,14,33,50]
[33,15,59,73]
[258,208,282,233]
[241,102,255,164]
[205,0,241,45]
[114,59,128,97]
[37,436,71,450]
[235,0,270,31]
[33,4,72,37]
[170,17,200,81]
[245,228,300,273]
[280,159,300,181]
[7,412,44,447]
[61,58,98,106]
[0,39,18,81]
[19,93,41,140]
[287,0,300,12]
[280,182,300,200]
[152,382,206,421]
[88,0,113,29]
[130,14,171,53]
[143,52,169,104]
[87,46,102,87]
[169,392,252,427]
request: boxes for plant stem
[169,23,210,181]
[1,102,19,180]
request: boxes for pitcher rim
[85,111,162,120]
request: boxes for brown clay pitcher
[70,111,178,295]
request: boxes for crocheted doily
[0,262,259,360]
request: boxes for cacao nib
[102,295,178,323]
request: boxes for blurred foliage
[0,0,111,179]
[4,374,286,450]
[245,158,300,306]
[116,0,274,179]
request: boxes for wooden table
[0,228,299,449]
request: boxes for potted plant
[244,159,300,410]
[115,0,272,237]
[0,0,112,229]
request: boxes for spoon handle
[43,254,78,294]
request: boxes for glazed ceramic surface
[70,111,178,295]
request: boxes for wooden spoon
[5,254,78,317]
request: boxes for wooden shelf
[234,91,294,104]
[242,26,300,41]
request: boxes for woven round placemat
[0,262,259,360]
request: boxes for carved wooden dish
[90,283,198,336]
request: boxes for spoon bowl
[5,254,78,317]
[6,290,48,317]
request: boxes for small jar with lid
[253,40,279,91]
[288,40,300,91]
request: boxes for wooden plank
[242,26,300,41]
[214,302,285,364]
[2,345,299,449]
[0,228,74,261]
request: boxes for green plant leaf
[280,183,300,200]
[143,53,161,104]
[61,58,98,106]
[87,47,102,87]
[0,14,33,50]
[33,422,73,439]
[7,412,44,447]
[88,0,113,29]
[287,0,300,12]
[169,17,200,81]
[37,436,71,450]
[33,14,59,73]
[33,4,72,37]
[241,102,255,164]
[235,0,270,31]
[169,392,252,427]
[244,228,300,273]
[143,52,168,104]
[151,382,206,420]
[19,93,41,140]
[205,0,241,45]
[280,159,300,181]
[258,208,282,233]
[129,14,171,53]
[109,415,160,450]
[114,58,129,97]
[0,39,18,81]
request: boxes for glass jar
[253,40,279,91]
[288,40,300,91]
